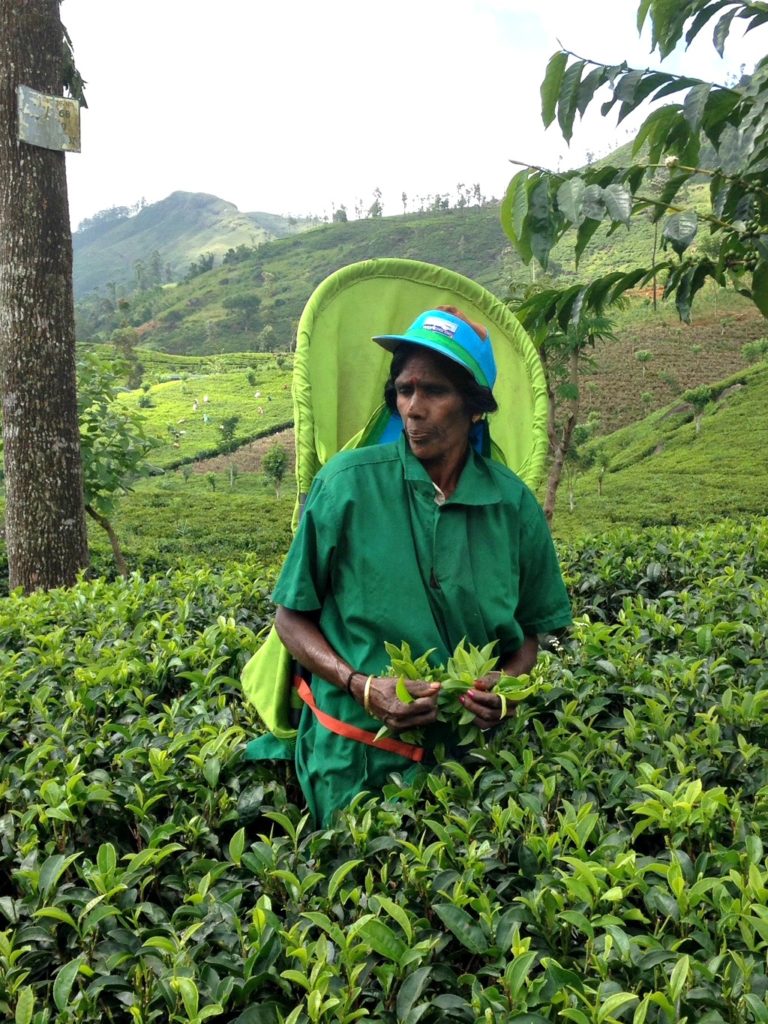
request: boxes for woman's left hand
[459,672,512,730]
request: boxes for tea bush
[0,519,766,1022]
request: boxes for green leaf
[750,261,768,316]
[396,966,431,1022]
[14,988,34,1024]
[53,957,83,1012]
[434,904,488,954]
[558,60,587,143]
[504,951,538,998]
[357,918,408,963]
[34,907,78,928]
[280,970,310,992]
[96,842,117,878]
[327,858,363,901]
[668,954,690,1003]
[541,51,568,128]
[632,105,680,159]
[713,7,738,55]
[717,122,757,175]
[618,71,674,122]
[662,211,698,256]
[228,827,246,866]
[637,0,652,33]
[576,66,608,117]
[542,958,585,993]
[39,852,82,899]
[561,1011,590,1024]
[528,177,557,269]
[597,993,638,1022]
[396,676,414,703]
[651,172,694,222]
[582,184,606,221]
[575,218,602,266]
[501,171,532,263]
[373,894,413,943]
[511,181,532,247]
[603,184,631,225]
[174,977,199,1019]
[203,756,221,787]
[685,0,730,45]
[557,178,586,227]
[142,935,177,954]
[744,994,768,1023]
[683,83,712,134]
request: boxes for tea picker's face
[394,348,472,466]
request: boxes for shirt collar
[397,433,502,506]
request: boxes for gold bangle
[363,675,375,715]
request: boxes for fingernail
[467,690,476,699]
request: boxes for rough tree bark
[0,0,88,592]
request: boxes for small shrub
[743,337,768,364]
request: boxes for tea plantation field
[1,518,766,1022]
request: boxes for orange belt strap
[294,675,425,763]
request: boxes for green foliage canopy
[78,353,157,520]
[0,520,766,1018]
[502,0,768,326]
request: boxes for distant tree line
[329,182,493,223]
[76,198,149,233]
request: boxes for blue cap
[372,309,497,390]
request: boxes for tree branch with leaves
[78,354,158,576]
[502,0,768,324]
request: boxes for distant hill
[74,202,516,353]
[72,175,757,360]
[72,191,314,297]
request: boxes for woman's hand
[459,637,539,730]
[354,676,440,732]
[459,672,512,730]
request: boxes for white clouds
[62,0,764,228]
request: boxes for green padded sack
[241,258,548,744]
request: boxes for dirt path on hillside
[191,428,295,474]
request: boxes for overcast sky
[61,0,764,229]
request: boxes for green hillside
[553,359,768,542]
[75,352,768,582]
[119,351,294,468]
[72,191,315,297]
[74,179,728,359]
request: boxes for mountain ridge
[73,191,315,296]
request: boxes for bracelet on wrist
[363,675,375,715]
[344,668,361,693]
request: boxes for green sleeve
[272,475,335,612]
[516,489,572,635]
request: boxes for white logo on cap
[423,316,458,339]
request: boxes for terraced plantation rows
[0,520,766,1022]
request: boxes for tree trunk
[0,1,88,592]
[543,349,580,525]
[85,505,128,579]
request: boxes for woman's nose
[405,392,423,416]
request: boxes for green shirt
[273,434,571,824]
